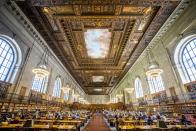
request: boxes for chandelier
[73,94,79,98]
[62,84,71,93]
[32,66,49,79]
[62,87,71,93]
[146,49,163,78]
[146,61,163,78]
[32,46,50,79]
[124,88,134,94]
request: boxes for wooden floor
[84,114,110,131]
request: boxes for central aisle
[84,113,111,131]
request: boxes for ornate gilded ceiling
[16,0,180,95]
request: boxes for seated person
[180,115,192,125]
[146,116,153,125]
[11,116,20,124]
[156,115,167,128]
[75,114,80,119]
[71,113,76,119]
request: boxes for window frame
[52,77,62,98]
[147,75,165,94]
[31,65,49,93]
[174,34,196,84]
[134,77,144,98]
[0,35,22,83]
[181,38,196,82]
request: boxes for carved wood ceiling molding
[15,0,180,94]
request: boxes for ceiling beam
[29,0,180,6]
[55,15,142,20]
[85,86,112,88]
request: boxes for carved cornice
[30,0,180,6]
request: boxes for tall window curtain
[134,78,144,98]
[52,77,62,98]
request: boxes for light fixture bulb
[32,66,49,79]
[146,61,163,78]
[62,87,71,93]
[124,88,134,93]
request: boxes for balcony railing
[0,92,69,108]
[136,92,196,106]
[0,80,12,99]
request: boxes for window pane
[52,77,61,98]
[4,45,9,51]
[134,78,143,98]
[1,41,6,49]
[147,75,165,94]
[0,38,15,81]
[186,44,191,51]
[32,75,48,93]
[0,48,3,54]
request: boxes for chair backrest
[157,120,167,128]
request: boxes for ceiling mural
[84,29,111,58]
[16,0,180,94]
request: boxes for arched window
[32,65,48,93]
[0,35,21,82]
[52,77,62,98]
[134,78,144,98]
[147,75,165,94]
[175,36,196,83]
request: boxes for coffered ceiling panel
[16,0,180,95]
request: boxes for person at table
[131,115,136,120]
[160,114,167,122]
[0,115,6,124]
[72,113,79,119]
[0,114,9,125]
[151,114,157,121]
[146,116,153,125]
[75,113,80,119]
[33,110,39,119]
[137,113,143,120]
[156,115,167,128]
[11,116,20,124]
[180,115,192,125]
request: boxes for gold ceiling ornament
[32,46,50,79]
[95,22,104,27]
[124,88,134,94]
[18,0,179,95]
[146,48,163,78]
[43,7,50,13]
[143,7,152,15]
[94,88,103,92]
